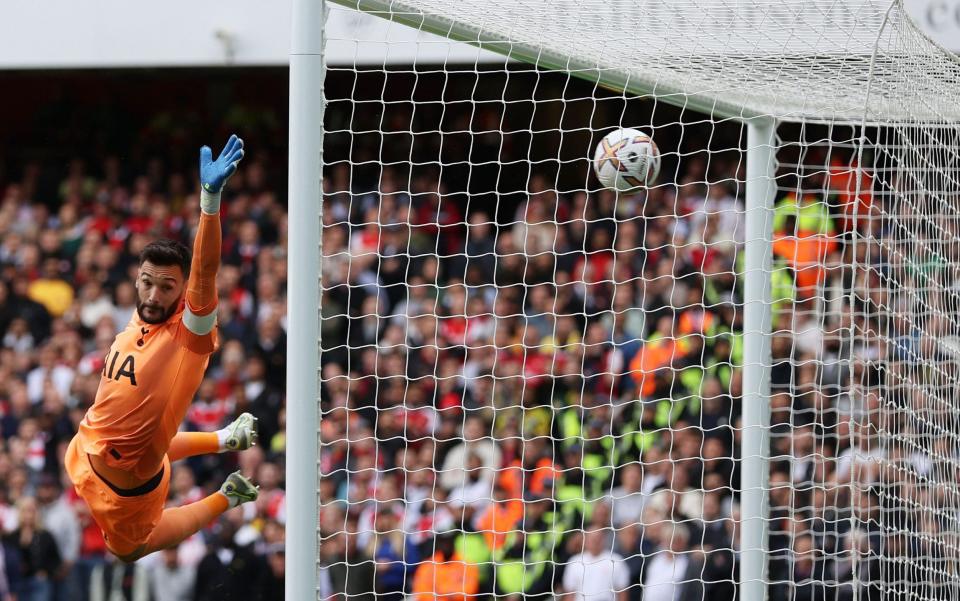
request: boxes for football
[592,127,661,192]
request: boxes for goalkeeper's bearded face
[135,262,187,325]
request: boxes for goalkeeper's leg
[119,471,258,562]
[167,413,259,461]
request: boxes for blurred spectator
[411,532,478,601]
[325,530,374,601]
[111,283,137,333]
[34,474,79,601]
[4,497,61,601]
[87,557,148,601]
[440,415,501,492]
[494,492,560,600]
[609,463,646,529]
[147,547,195,601]
[0,542,11,601]
[561,527,629,601]
[260,544,285,601]
[473,486,522,553]
[68,498,107,601]
[27,259,74,319]
[192,520,264,601]
[639,522,702,601]
[26,345,74,407]
[75,283,114,332]
[366,510,418,600]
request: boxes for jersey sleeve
[184,211,221,336]
[175,317,220,355]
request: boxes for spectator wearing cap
[462,213,497,282]
[9,277,51,343]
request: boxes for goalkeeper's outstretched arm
[184,135,244,335]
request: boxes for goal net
[313,1,960,599]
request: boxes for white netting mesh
[334,0,960,122]
[316,1,960,599]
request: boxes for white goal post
[287,1,960,600]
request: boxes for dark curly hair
[139,239,191,278]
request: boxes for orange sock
[167,432,221,462]
[143,493,229,553]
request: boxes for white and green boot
[220,412,259,451]
[221,470,259,508]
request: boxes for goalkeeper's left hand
[199,134,244,213]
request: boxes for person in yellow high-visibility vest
[772,214,838,299]
[772,191,834,236]
[494,492,563,601]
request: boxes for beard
[136,298,179,325]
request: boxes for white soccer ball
[592,127,661,192]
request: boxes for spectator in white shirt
[448,453,493,509]
[25,344,74,406]
[641,522,704,601]
[147,548,196,601]
[439,415,501,491]
[610,463,647,528]
[562,527,630,601]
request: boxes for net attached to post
[314,1,960,599]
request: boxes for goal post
[741,116,776,601]
[287,0,324,599]
[288,0,960,599]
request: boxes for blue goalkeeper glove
[199,134,245,213]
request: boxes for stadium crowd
[0,75,954,601]
[314,99,947,601]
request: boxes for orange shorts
[64,436,171,557]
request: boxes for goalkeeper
[65,135,259,562]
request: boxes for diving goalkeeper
[65,135,259,562]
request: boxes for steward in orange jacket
[412,533,480,601]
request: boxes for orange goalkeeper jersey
[78,211,221,482]
[77,305,219,481]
